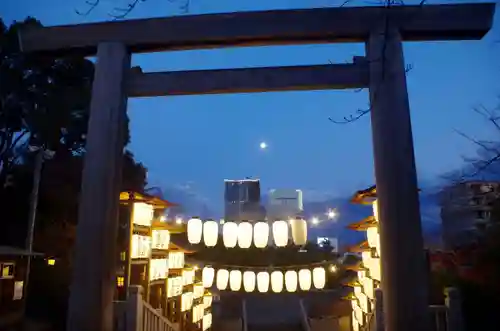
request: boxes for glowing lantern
[352,313,360,331]
[367,226,380,254]
[202,313,212,331]
[152,229,170,250]
[362,277,375,300]
[298,269,311,291]
[285,270,298,292]
[203,220,218,247]
[181,292,193,312]
[312,267,326,289]
[132,202,154,226]
[372,199,379,221]
[229,270,242,291]
[187,217,203,244]
[369,257,382,281]
[271,271,284,293]
[243,271,256,292]
[290,218,307,245]
[238,222,253,248]
[272,220,289,247]
[202,267,215,288]
[203,294,212,309]
[223,222,238,248]
[253,222,269,248]
[256,272,269,293]
[216,269,229,290]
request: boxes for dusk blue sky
[3,0,500,215]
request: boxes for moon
[259,142,268,150]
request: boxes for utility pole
[22,147,45,317]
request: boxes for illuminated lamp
[256,272,270,293]
[272,220,289,247]
[216,269,229,290]
[243,271,256,292]
[132,202,154,226]
[187,217,203,244]
[298,269,311,291]
[312,267,326,289]
[290,217,307,245]
[237,222,253,249]
[202,267,215,288]
[253,222,269,248]
[223,222,238,248]
[284,270,298,292]
[229,270,242,291]
[372,199,379,221]
[271,271,284,293]
[203,220,218,247]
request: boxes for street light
[327,208,337,220]
[311,217,320,225]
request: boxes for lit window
[117,276,125,287]
[1,263,14,279]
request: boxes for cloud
[147,180,218,218]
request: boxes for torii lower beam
[127,62,369,97]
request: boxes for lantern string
[189,259,339,270]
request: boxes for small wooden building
[0,246,43,329]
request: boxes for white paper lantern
[298,269,311,291]
[285,271,298,292]
[271,271,284,293]
[223,222,238,248]
[253,222,269,248]
[367,226,380,255]
[352,312,360,331]
[202,313,212,331]
[203,220,219,247]
[257,272,269,293]
[372,199,379,221]
[151,229,170,250]
[132,202,154,227]
[243,271,256,292]
[362,277,375,300]
[216,269,229,290]
[187,217,203,244]
[290,218,307,245]
[369,257,382,281]
[272,220,289,247]
[312,267,326,289]
[229,270,242,291]
[202,267,215,288]
[203,294,213,309]
[237,222,253,248]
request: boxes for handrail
[142,300,178,331]
[298,299,311,331]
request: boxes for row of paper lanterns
[201,267,326,293]
[352,199,380,331]
[187,218,308,248]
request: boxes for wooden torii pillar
[19,3,495,331]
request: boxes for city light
[329,265,337,273]
[176,217,183,224]
[327,208,337,220]
[311,217,320,225]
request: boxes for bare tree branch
[75,0,101,16]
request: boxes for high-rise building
[224,179,264,221]
[440,181,500,249]
[267,189,304,220]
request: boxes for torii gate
[19,3,495,331]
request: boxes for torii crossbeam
[19,3,495,331]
